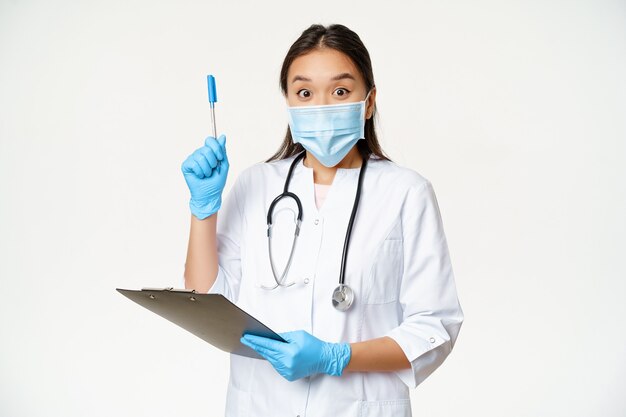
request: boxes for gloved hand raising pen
[181,134,229,219]
[240,330,351,381]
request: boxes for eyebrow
[331,72,356,81]
[291,75,311,83]
[291,72,356,84]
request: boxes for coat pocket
[358,398,412,417]
[364,238,404,304]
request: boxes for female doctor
[181,24,463,417]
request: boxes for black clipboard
[117,287,286,359]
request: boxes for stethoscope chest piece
[332,284,354,312]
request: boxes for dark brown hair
[265,23,391,163]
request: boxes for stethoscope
[263,150,368,312]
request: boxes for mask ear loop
[363,89,372,103]
[362,87,374,118]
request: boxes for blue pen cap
[207,74,218,103]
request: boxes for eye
[333,88,350,97]
[297,89,311,98]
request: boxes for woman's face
[285,48,376,119]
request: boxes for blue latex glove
[240,330,351,381]
[181,134,229,219]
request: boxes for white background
[1,1,625,416]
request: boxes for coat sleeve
[384,179,464,389]
[204,173,245,303]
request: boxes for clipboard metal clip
[141,287,197,293]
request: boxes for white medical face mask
[286,91,371,167]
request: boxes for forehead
[287,48,363,83]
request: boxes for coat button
[304,278,310,284]
[429,337,436,343]
[314,219,319,225]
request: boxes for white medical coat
[206,153,463,417]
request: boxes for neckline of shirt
[295,153,375,177]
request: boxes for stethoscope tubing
[264,149,368,311]
[338,152,368,285]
